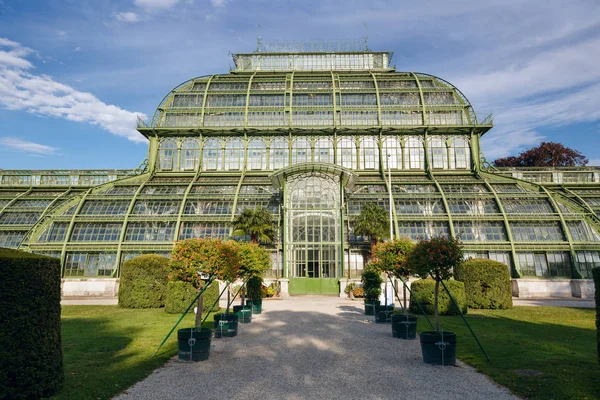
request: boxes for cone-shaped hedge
[0,248,63,399]
[454,258,513,309]
[118,254,170,308]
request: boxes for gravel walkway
[114,297,519,400]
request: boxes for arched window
[269,137,289,170]
[224,138,244,170]
[315,137,334,163]
[247,138,267,170]
[382,137,402,169]
[180,139,200,171]
[292,137,311,164]
[427,136,448,170]
[406,136,424,169]
[336,137,357,169]
[202,138,222,171]
[449,136,471,169]
[360,137,379,170]
[159,139,177,171]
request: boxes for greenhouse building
[0,47,598,298]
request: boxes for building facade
[1,49,598,297]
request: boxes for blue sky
[1,0,599,170]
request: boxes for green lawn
[50,306,213,400]
[418,307,600,400]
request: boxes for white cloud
[0,137,59,156]
[133,0,180,12]
[210,0,228,8]
[0,39,146,143]
[116,11,140,23]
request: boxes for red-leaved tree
[494,142,588,167]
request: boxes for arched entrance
[285,172,341,294]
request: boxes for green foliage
[409,279,467,315]
[371,237,415,276]
[232,207,276,244]
[408,236,463,281]
[344,282,358,294]
[493,141,588,167]
[0,248,63,399]
[237,242,271,279]
[164,280,221,314]
[361,266,383,301]
[352,203,389,246]
[594,268,600,365]
[265,282,278,297]
[171,238,240,283]
[246,276,264,300]
[454,258,513,309]
[118,255,170,309]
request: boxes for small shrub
[0,249,63,399]
[353,287,365,298]
[164,280,220,314]
[408,279,467,315]
[118,255,170,308]
[344,282,357,294]
[361,266,383,301]
[246,276,264,300]
[454,258,513,309]
[593,267,600,365]
[267,282,279,297]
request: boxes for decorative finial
[257,24,262,52]
[363,23,369,51]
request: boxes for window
[447,199,499,215]
[510,222,565,241]
[202,138,222,171]
[517,252,571,277]
[64,252,117,277]
[0,212,41,225]
[184,200,233,215]
[360,137,379,170]
[0,231,25,248]
[336,137,357,169]
[427,136,447,169]
[37,222,69,242]
[179,222,230,240]
[575,251,600,278]
[454,221,507,241]
[314,138,333,164]
[567,221,600,242]
[224,138,244,170]
[449,137,470,169]
[502,199,554,214]
[247,139,267,170]
[395,199,444,215]
[397,221,449,240]
[79,201,129,215]
[181,139,200,171]
[406,136,424,169]
[382,137,402,169]
[125,222,175,241]
[292,137,311,164]
[269,138,289,170]
[132,200,180,216]
[70,223,122,241]
[159,139,177,171]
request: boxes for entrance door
[286,173,341,295]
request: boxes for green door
[285,173,341,295]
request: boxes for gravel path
[114,297,519,400]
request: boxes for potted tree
[234,242,271,321]
[407,236,463,365]
[372,238,416,337]
[361,266,383,315]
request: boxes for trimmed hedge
[454,258,513,309]
[408,279,467,315]
[118,255,170,308]
[593,268,600,365]
[0,248,63,399]
[165,280,221,314]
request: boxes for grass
[416,307,600,400]
[49,306,215,400]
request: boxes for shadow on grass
[419,307,599,400]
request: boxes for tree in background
[352,203,390,262]
[232,207,276,244]
[494,141,588,167]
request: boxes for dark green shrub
[118,255,170,308]
[454,258,513,309]
[408,279,467,315]
[164,280,221,314]
[593,268,600,365]
[246,276,264,300]
[361,267,383,301]
[0,248,63,399]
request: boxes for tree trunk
[403,281,407,316]
[251,234,258,244]
[194,283,205,328]
[226,286,231,314]
[241,283,245,307]
[434,274,440,332]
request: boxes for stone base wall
[511,279,595,299]
[62,278,119,297]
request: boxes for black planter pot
[419,331,457,365]
[391,314,418,339]
[177,327,212,361]
[364,299,380,316]
[213,313,239,338]
[233,305,253,323]
[374,305,395,323]
[247,299,262,314]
